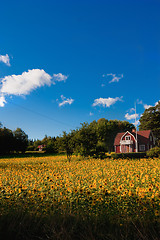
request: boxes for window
[150,135,152,141]
[139,145,145,151]
[125,136,131,140]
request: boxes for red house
[114,129,155,153]
[37,145,46,151]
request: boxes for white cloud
[137,99,143,105]
[92,96,123,108]
[144,104,152,109]
[0,54,10,66]
[129,107,135,112]
[89,112,93,116]
[132,120,139,127]
[58,95,74,107]
[154,101,160,106]
[125,113,139,120]
[138,99,159,109]
[0,69,52,96]
[53,73,68,83]
[0,69,67,107]
[103,73,123,83]
[0,95,6,107]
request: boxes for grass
[0,155,159,239]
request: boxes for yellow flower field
[0,156,160,223]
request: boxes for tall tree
[74,122,97,157]
[96,119,134,152]
[139,101,160,144]
[57,131,75,161]
[0,127,14,154]
[13,128,28,153]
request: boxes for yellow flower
[154,210,159,217]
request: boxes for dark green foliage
[13,128,28,153]
[56,131,75,161]
[0,118,135,157]
[71,120,134,158]
[139,101,160,144]
[96,119,135,153]
[0,126,28,154]
[94,141,106,159]
[111,152,147,159]
[42,135,58,153]
[0,127,14,154]
[147,146,160,158]
[74,122,98,157]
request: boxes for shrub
[147,147,160,158]
[111,152,146,159]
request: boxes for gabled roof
[37,144,45,148]
[114,130,152,145]
[114,132,124,145]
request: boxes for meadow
[0,156,159,240]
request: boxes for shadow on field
[0,152,65,159]
[0,210,159,240]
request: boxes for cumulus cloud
[0,95,6,107]
[125,113,139,120]
[144,104,152,109]
[0,54,10,66]
[92,96,123,108]
[133,120,139,126]
[58,95,74,107]
[103,73,123,83]
[129,107,135,112]
[0,69,52,96]
[89,112,94,116]
[53,73,68,83]
[0,69,68,107]
[155,101,160,106]
[137,99,159,109]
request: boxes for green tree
[13,128,28,153]
[74,122,98,157]
[57,131,75,161]
[139,101,160,145]
[0,127,14,154]
[33,139,42,150]
[42,136,57,153]
[96,119,134,153]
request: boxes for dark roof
[114,130,151,145]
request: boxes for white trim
[125,135,131,140]
[120,131,136,153]
[120,131,136,142]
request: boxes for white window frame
[139,145,145,151]
[125,135,131,140]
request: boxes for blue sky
[0,0,160,139]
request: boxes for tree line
[0,124,28,154]
[28,101,160,159]
[1,101,160,157]
[29,119,135,159]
